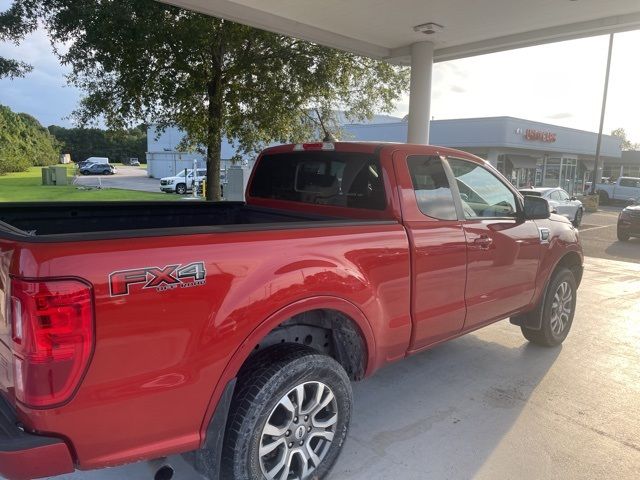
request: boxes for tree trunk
[205,45,224,201]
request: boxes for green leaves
[1,0,409,198]
[0,105,60,174]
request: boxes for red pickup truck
[0,142,582,480]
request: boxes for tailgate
[0,241,14,402]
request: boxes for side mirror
[523,195,551,220]
[570,196,577,201]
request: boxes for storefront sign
[515,128,557,143]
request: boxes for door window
[549,190,562,201]
[558,190,571,201]
[448,158,518,218]
[620,178,640,188]
[406,156,457,220]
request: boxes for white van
[84,157,110,165]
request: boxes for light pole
[590,33,614,195]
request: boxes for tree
[0,104,60,174]
[0,2,35,78]
[1,1,409,199]
[611,128,640,151]
[48,125,147,163]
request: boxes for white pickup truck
[596,176,640,204]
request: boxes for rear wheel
[598,190,609,205]
[175,183,187,195]
[222,346,352,480]
[573,208,583,227]
[617,229,630,242]
[521,268,576,347]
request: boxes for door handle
[472,235,493,249]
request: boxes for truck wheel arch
[511,250,583,330]
[197,296,376,443]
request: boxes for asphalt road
[74,166,161,194]
[579,205,640,263]
[41,257,640,480]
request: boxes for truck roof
[260,142,486,165]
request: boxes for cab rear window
[250,152,386,210]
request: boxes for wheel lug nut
[294,417,298,423]
[307,426,312,432]
[299,441,304,446]
[304,416,309,421]
[285,430,291,437]
[288,442,293,448]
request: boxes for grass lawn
[0,167,175,202]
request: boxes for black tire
[175,183,187,195]
[222,345,352,480]
[617,229,630,242]
[80,170,88,175]
[521,268,577,347]
[573,208,583,227]
[598,190,609,205]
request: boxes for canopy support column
[407,41,434,144]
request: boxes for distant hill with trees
[48,125,147,164]
[0,104,60,174]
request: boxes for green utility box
[52,165,68,185]
[41,166,68,186]
[41,166,54,185]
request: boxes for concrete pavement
[73,166,161,194]
[43,256,640,480]
[579,207,640,263]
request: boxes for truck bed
[0,201,382,240]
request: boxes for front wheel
[521,268,577,347]
[222,346,352,480]
[175,183,187,195]
[617,229,630,242]
[573,208,583,227]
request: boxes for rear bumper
[0,396,74,480]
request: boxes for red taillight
[9,278,94,408]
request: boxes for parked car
[129,159,140,166]
[519,187,584,227]
[160,168,206,194]
[596,176,640,204]
[617,200,640,241]
[0,142,583,480]
[79,163,117,175]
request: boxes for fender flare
[197,295,376,443]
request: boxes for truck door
[617,178,640,201]
[393,152,467,352]
[445,156,541,328]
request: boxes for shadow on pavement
[329,330,561,480]
[604,238,640,263]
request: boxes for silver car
[519,187,584,227]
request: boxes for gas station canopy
[160,0,640,144]
[162,0,640,63]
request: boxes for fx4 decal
[109,262,206,296]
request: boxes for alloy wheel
[259,381,338,480]
[550,281,572,336]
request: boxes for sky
[0,1,638,143]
